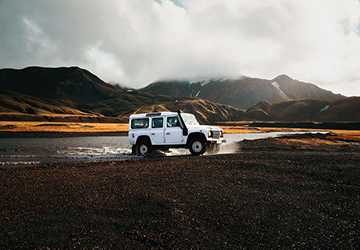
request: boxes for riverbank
[0,121,128,135]
[1,121,360,140]
[0,134,359,249]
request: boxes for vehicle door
[129,117,150,143]
[150,117,165,145]
[165,116,185,145]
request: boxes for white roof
[129,112,178,119]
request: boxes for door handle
[166,132,171,135]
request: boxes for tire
[131,145,136,155]
[207,144,220,154]
[135,138,152,156]
[189,138,207,156]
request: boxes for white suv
[128,111,225,156]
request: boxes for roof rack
[145,112,162,117]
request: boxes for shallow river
[0,132,319,167]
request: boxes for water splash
[57,146,132,158]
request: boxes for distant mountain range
[0,66,359,123]
[142,75,343,109]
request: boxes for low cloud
[0,0,360,95]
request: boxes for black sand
[0,138,359,249]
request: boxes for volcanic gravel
[0,140,359,249]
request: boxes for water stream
[0,132,324,167]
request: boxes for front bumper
[207,138,226,144]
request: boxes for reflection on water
[58,146,132,157]
[0,132,323,167]
[0,136,132,167]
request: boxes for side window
[167,116,180,128]
[152,117,163,128]
[131,118,149,129]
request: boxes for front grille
[212,131,220,139]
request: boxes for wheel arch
[186,132,207,146]
[135,135,152,145]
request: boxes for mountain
[119,98,244,124]
[0,92,86,115]
[316,97,360,121]
[0,66,119,104]
[244,97,360,121]
[123,97,360,123]
[142,75,344,109]
[1,66,357,123]
[0,66,172,117]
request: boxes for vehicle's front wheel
[135,139,152,156]
[189,138,207,156]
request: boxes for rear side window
[152,117,163,128]
[167,116,180,128]
[131,118,149,129]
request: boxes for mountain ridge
[142,75,344,109]
[245,97,360,122]
[0,66,172,116]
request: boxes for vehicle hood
[187,125,222,131]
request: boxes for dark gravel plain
[0,137,360,249]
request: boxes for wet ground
[0,132,325,167]
[0,134,359,249]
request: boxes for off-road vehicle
[128,111,225,156]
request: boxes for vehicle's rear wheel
[189,138,207,156]
[135,139,152,156]
[207,144,220,154]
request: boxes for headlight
[208,130,213,137]
[220,130,224,137]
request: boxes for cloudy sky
[1,0,360,96]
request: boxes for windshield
[181,113,200,126]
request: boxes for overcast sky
[1,0,360,96]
